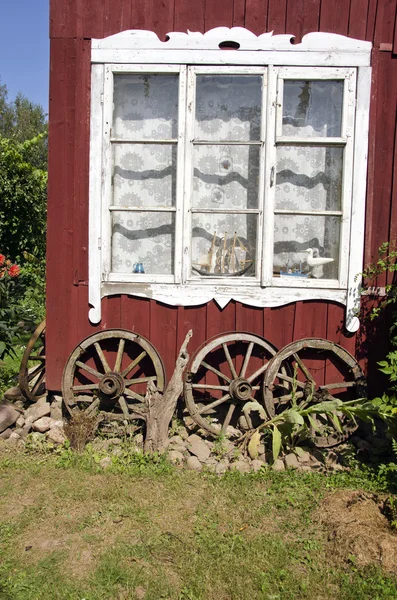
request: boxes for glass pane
[275,146,343,212]
[282,80,343,137]
[191,213,257,277]
[113,74,178,140]
[113,144,176,208]
[273,215,340,280]
[192,145,260,209]
[111,211,175,275]
[195,75,262,141]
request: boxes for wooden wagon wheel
[62,329,166,422]
[19,320,46,402]
[263,338,367,448]
[184,332,279,437]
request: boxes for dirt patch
[317,490,397,573]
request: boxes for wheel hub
[229,377,252,402]
[98,372,125,400]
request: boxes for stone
[47,426,67,445]
[284,453,300,470]
[297,451,311,464]
[230,460,251,473]
[134,433,144,448]
[257,443,265,455]
[186,456,202,471]
[9,431,21,440]
[32,417,56,433]
[112,447,123,457]
[215,461,229,474]
[3,386,24,401]
[171,444,188,453]
[50,400,63,421]
[24,402,51,423]
[36,395,49,406]
[225,426,241,439]
[238,415,250,431]
[251,459,264,473]
[179,429,189,441]
[0,403,19,433]
[272,459,285,472]
[258,453,268,464]
[0,428,12,440]
[187,434,211,462]
[168,450,185,465]
[310,448,325,463]
[16,416,25,428]
[99,457,112,469]
[169,435,185,446]
[13,400,25,411]
[22,422,32,436]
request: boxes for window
[89,28,372,332]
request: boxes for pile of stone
[0,389,66,447]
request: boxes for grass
[0,447,397,599]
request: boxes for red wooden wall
[47,0,397,392]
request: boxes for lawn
[0,446,397,600]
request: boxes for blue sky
[0,1,49,113]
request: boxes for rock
[169,435,185,446]
[238,415,250,431]
[36,395,49,406]
[272,459,285,472]
[168,450,185,465]
[186,456,202,471]
[230,460,251,473]
[284,453,300,470]
[179,429,189,441]
[24,402,51,423]
[297,451,311,464]
[47,426,67,445]
[0,428,12,440]
[215,461,229,475]
[16,415,25,428]
[187,434,211,462]
[112,447,123,457]
[310,448,325,463]
[22,422,32,436]
[99,457,112,469]
[50,400,63,420]
[13,400,25,411]
[3,386,24,401]
[258,453,268,464]
[108,437,122,445]
[9,431,21,440]
[171,444,188,453]
[134,433,144,448]
[184,416,196,429]
[251,459,264,473]
[257,444,265,455]
[32,417,56,433]
[225,426,241,439]
[0,403,19,433]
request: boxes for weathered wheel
[263,338,367,447]
[62,329,166,422]
[19,320,46,402]
[184,332,279,437]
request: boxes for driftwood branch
[144,329,193,454]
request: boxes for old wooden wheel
[19,320,46,402]
[263,338,367,447]
[184,332,279,437]
[62,329,166,422]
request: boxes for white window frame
[88,27,372,333]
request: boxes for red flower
[8,264,20,278]
[0,254,5,266]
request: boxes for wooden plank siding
[46,0,397,390]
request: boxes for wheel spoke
[118,395,131,419]
[198,393,231,415]
[124,375,157,386]
[75,360,102,380]
[191,384,229,391]
[292,353,315,383]
[114,339,125,373]
[200,361,231,383]
[94,342,111,373]
[222,343,238,379]
[72,383,100,392]
[240,342,254,378]
[85,398,100,414]
[246,362,269,384]
[221,403,236,433]
[28,355,46,362]
[27,364,44,382]
[320,381,356,390]
[31,370,45,396]
[121,351,147,378]
[272,371,306,388]
[273,391,305,403]
[124,387,145,402]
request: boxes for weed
[64,411,99,452]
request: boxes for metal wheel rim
[19,320,46,402]
[62,329,166,421]
[263,337,367,447]
[185,332,279,437]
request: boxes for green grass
[0,448,396,599]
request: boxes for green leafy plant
[0,252,22,359]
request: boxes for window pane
[195,75,262,141]
[273,215,340,280]
[275,146,343,212]
[113,74,178,140]
[113,144,176,208]
[282,80,343,137]
[192,145,260,209]
[111,211,175,275]
[191,214,257,277]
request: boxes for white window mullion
[101,65,114,281]
[174,66,187,284]
[262,66,277,286]
[182,67,196,283]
